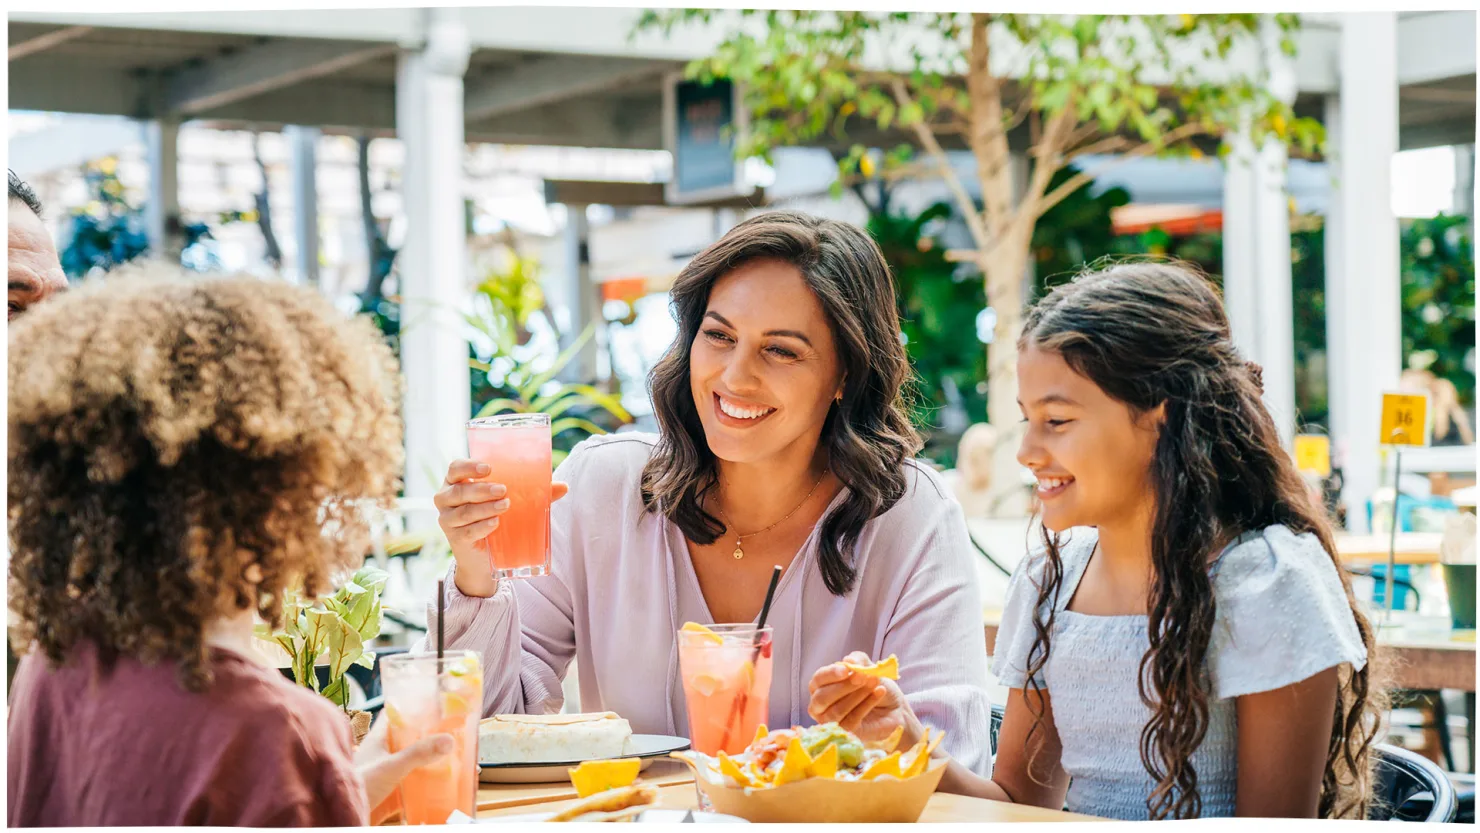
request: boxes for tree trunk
[979,221,1034,517]
[357,135,396,310]
[252,134,283,269]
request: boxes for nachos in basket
[671,723,947,823]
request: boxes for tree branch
[1034,122,1210,220]
[889,76,991,250]
[1064,134,1132,163]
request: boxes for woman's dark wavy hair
[640,211,921,595]
[1016,260,1383,819]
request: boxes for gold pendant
[732,541,744,560]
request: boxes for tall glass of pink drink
[677,624,774,756]
[465,414,552,580]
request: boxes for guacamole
[799,723,866,768]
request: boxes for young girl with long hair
[807,261,1383,819]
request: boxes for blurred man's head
[8,170,68,321]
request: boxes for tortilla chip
[843,654,899,680]
[859,751,902,781]
[902,730,930,779]
[753,724,769,746]
[546,784,657,822]
[871,725,905,754]
[774,737,814,786]
[718,751,759,788]
[808,744,840,779]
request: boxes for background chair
[1370,743,1459,823]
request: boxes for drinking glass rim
[678,624,773,643]
[380,650,482,669]
[468,413,551,428]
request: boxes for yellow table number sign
[1379,392,1431,448]
[1293,434,1331,477]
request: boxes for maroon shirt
[8,642,368,827]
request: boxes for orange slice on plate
[568,758,642,798]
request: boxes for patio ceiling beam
[463,54,670,122]
[1397,11,1477,86]
[8,25,93,61]
[165,38,394,115]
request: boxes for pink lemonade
[466,415,552,579]
[677,624,774,756]
[381,652,482,825]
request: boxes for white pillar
[1254,17,1297,447]
[558,206,599,382]
[1222,129,1259,363]
[1455,144,1475,250]
[286,125,321,287]
[1221,19,1298,448]
[1331,12,1401,533]
[144,119,180,260]
[1323,93,1347,446]
[397,8,471,512]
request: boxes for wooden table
[1373,613,1476,692]
[474,760,694,814]
[1335,532,1443,566]
[477,782,1104,823]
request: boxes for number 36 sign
[1379,392,1431,448]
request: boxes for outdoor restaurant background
[6,3,1478,818]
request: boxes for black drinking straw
[719,566,783,751]
[436,577,446,671]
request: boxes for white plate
[477,734,692,784]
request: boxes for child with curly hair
[7,267,440,826]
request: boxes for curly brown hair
[8,265,404,693]
[1017,260,1383,819]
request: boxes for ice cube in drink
[466,414,553,580]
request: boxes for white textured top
[420,432,995,775]
[990,525,1368,819]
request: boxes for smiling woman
[425,210,995,777]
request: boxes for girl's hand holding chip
[807,652,925,751]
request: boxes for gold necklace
[717,469,828,560]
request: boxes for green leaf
[519,323,598,400]
[550,417,607,438]
[476,397,526,418]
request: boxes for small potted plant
[255,566,389,744]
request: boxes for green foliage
[635,12,1322,189]
[1030,167,1133,296]
[466,251,633,467]
[870,202,985,436]
[60,157,149,279]
[254,565,389,711]
[1401,214,1476,406]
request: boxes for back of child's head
[8,263,404,692]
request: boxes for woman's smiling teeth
[716,394,775,420]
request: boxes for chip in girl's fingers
[842,654,899,680]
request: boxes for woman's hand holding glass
[435,460,569,598]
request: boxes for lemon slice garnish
[680,621,724,645]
